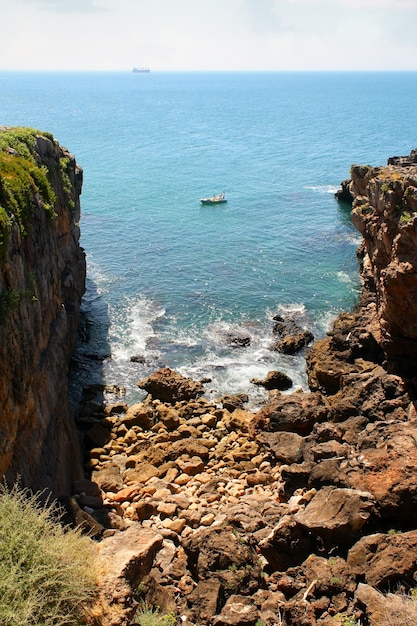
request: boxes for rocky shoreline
[68,152,417,625]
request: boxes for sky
[1,0,417,71]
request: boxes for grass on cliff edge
[0,482,99,626]
[0,127,57,262]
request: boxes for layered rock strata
[0,127,85,494]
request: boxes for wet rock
[130,354,146,363]
[335,178,354,203]
[226,332,251,348]
[251,370,293,391]
[271,315,314,354]
[220,394,249,412]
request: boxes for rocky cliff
[0,127,86,495]
[349,159,417,373]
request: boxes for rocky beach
[72,151,417,624]
[2,129,417,625]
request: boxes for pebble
[200,513,215,526]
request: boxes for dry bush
[0,482,99,626]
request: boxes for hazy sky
[1,0,417,71]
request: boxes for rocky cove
[2,130,417,625]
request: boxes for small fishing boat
[200,192,227,205]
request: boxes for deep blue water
[1,71,417,407]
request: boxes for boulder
[220,394,249,412]
[270,315,314,354]
[348,530,417,588]
[91,465,124,493]
[97,526,163,622]
[259,515,312,570]
[183,527,262,589]
[120,403,155,429]
[255,431,304,464]
[213,595,259,626]
[186,579,222,624]
[137,368,204,403]
[251,392,329,436]
[294,486,375,545]
[251,370,293,391]
[355,583,417,626]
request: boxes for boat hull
[200,199,227,205]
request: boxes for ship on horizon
[132,67,150,73]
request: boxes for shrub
[134,602,177,626]
[0,482,99,626]
[400,210,413,225]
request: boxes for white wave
[304,184,340,194]
[111,295,165,360]
[176,317,310,410]
[271,303,307,319]
[337,271,354,285]
[344,231,362,246]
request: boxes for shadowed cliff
[0,127,86,495]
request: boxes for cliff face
[0,128,86,495]
[349,158,417,373]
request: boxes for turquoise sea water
[1,71,417,407]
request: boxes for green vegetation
[60,156,75,210]
[0,151,56,228]
[400,210,413,225]
[0,126,43,160]
[0,127,59,262]
[0,482,98,626]
[134,603,177,626]
[333,613,359,626]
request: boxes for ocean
[1,71,417,409]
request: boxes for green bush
[0,482,98,626]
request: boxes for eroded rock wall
[0,128,86,495]
[349,158,417,373]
